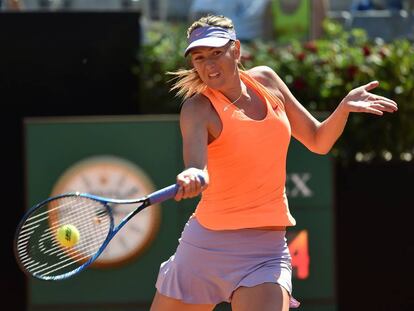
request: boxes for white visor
[184,26,237,57]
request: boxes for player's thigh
[231,283,290,311]
[150,291,215,311]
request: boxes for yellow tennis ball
[56,224,80,247]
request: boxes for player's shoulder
[247,66,287,106]
[247,66,280,88]
[180,93,213,124]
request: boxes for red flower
[241,51,254,62]
[296,52,306,62]
[304,41,317,53]
[267,47,277,56]
[292,77,307,90]
[362,45,371,57]
[346,65,359,80]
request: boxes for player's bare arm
[249,66,397,154]
[175,94,212,201]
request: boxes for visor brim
[184,38,231,57]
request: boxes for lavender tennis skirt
[155,217,299,307]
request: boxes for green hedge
[133,21,414,163]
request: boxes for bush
[134,20,414,163]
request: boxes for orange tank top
[194,71,296,230]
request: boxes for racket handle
[148,174,206,205]
[148,184,179,205]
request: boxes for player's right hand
[174,167,208,201]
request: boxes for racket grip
[148,174,206,205]
[148,184,179,205]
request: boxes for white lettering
[286,173,313,198]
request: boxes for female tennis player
[150,15,397,311]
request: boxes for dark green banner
[25,116,336,311]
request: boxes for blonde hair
[168,15,237,100]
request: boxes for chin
[204,78,226,90]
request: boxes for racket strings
[19,206,101,263]
[19,199,108,276]
[50,197,109,253]
[16,196,111,279]
[46,196,110,260]
[20,199,100,258]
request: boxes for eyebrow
[190,47,217,56]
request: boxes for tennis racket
[14,176,204,281]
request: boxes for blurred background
[1,0,413,310]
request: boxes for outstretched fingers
[345,81,398,115]
[363,80,380,91]
[361,99,397,115]
[363,105,384,115]
[367,95,398,112]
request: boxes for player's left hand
[340,81,398,115]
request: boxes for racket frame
[14,183,180,281]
